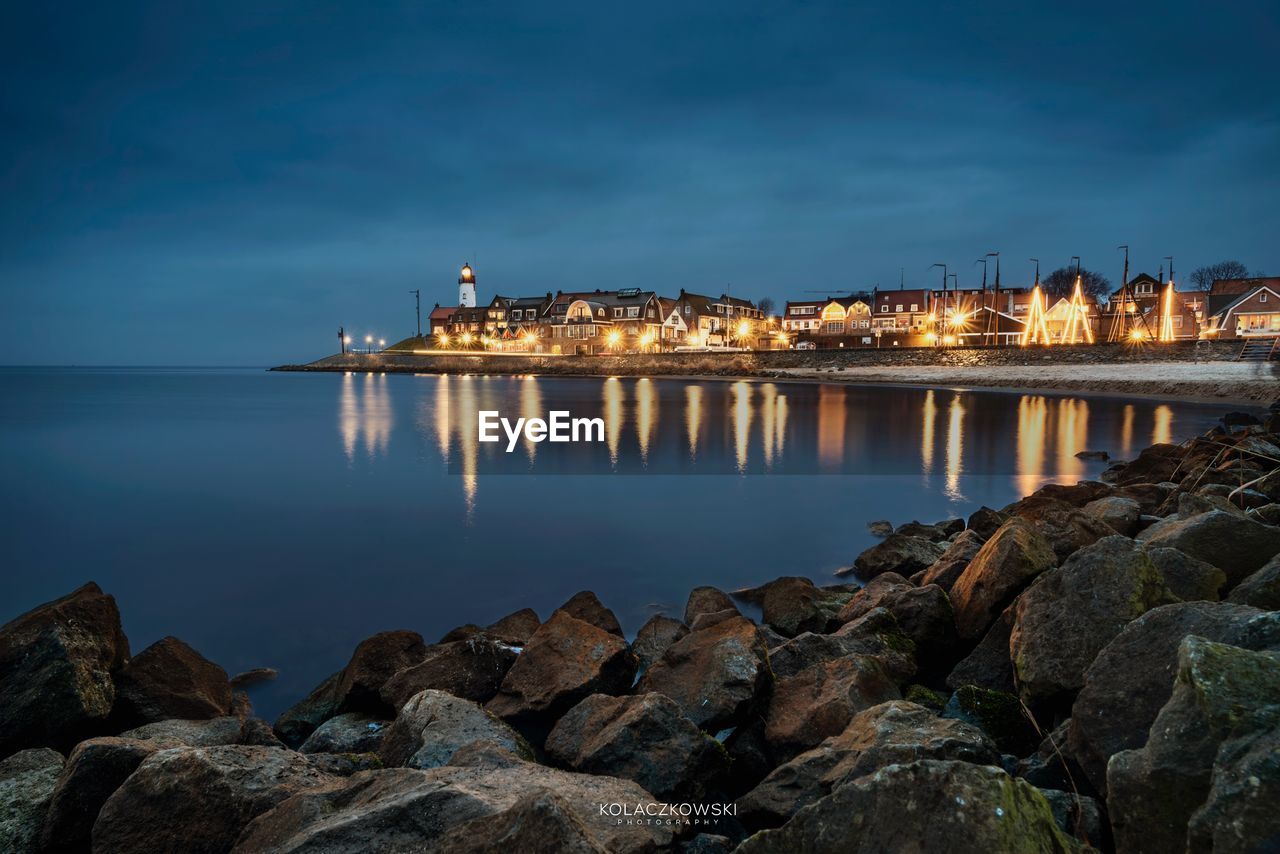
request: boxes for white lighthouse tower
[458,262,477,308]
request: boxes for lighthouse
[458,262,477,308]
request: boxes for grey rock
[0,748,64,854]
[384,689,531,769]
[299,712,388,755]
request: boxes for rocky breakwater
[3,404,1280,852]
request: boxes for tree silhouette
[1042,266,1112,299]
[757,297,776,317]
[1188,260,1251,291]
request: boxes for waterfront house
[1203,277,1280,339]
[670,290,765,349]
[428,304,457,337]
[1101,274,1204,340]
[544,289,664,354]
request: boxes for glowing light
[607,330,622,348]
[1129,328,1146,342]
[949,312,968,327]
[1021,286,1053,346]
[378,339,385,348]
[942,335,957,346]
[1060,277,1094,345]
[736,321,751,339]
[638,333,654,348]
[461,332,473,345]
[687,334,701,348]
[924,332,938,343]
[437,333,451,346]
[1158,282,1176,342]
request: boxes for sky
[2,1,1278,365]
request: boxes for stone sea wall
[2,406,1279,852]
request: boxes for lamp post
[410,289,421,338]
[929,263,948,345]
[365,335,373,354]
[338,326,346,354]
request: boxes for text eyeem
[478,410,605,452]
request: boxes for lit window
[880,305,888,313]
[910,304,918,311]
[896,304,903,312]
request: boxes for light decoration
[1060,276,1095,345]
[460,332,473,346]
[607,330,622,348]
[436,332,450,347]
[736,320,751,339]
[1021,286,1053,346]
[1157,280,1176,343]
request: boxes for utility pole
[338,326,346,354]
[974,258,989,346]
[410,289,421,337]
[987,252,1001,345]
[929,263,947,344]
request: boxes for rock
[1015,719,1077,791]
[298,712,388,755]
[239,717,287,748]
[303,752,383,777]
[768,626,912,686]
[545,692,727,801]
[1254,469,1280,503]
[229,667,278,690]
[379,637,518,709]
[837,574,956,663]
[894,520,951,542]
[736,760,1086,854]
[0,748,63,854]
[234,750,673,854]
[1010,536,1178,704]
[1187,727,1280,853]
[631,614,689,670]
[1012,481,1115,510]
[1165,489,1247,519]
[738,700,999,829]
[950,518,1057,640]
[689,608,740,631]
[484,608,541,645]
[335,630,429,716]
[1138,509,1280,586]
[763,655,899,757]
[946,604,1016,694]
[1251,502,1280,526]
[683,833,734,854]
[1227,554,1280,610]
[1116,482,1178,515]
[381,689,531,770]
[1081,495,1142,536]
[1146,546,1227,602]
[430,790,609,854]
[1068,602,1280,793]
[1024,502,1116,562]
[1039,789,1105,850]
[935,517,965,537]
[684,586,738,625]
[942,685,1037,756]
[112,636,233,725]
[273,670,341,749]
[850,534,946,580]
[91,745,334,854]
[486,612,636,740]
[1102,442,1184,486]
[38,737,161,853]
[738,577,853,637]
[555,590,624,636]
[904,684,948,711]
[637,615,770,731]
[967,506,1008,540]
[866,519,893,537]
[119,715,245,746]
[0,582,129,755]
[1223,411,1262,428]
[1075,450,1109,461]
[1107,637,1280,854]
[918,529,985,590]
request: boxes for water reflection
[365,375,1215,518]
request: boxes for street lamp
[365,335,373,354]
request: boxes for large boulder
[1147,547,1227,602]
[946,604,1015,694]
[0,583,129,755]
[636,615,770,731]
[943,685,1039,755]
[233,747,673,854]
[1021,502,1116,563]
[335,630,429,716]
[121,715,245,747]
[1102,442,1184,486]
[1187,726,1280,853]
[1068,602,1280,793]
[486,612,636,739]
[763,655,899,757]
[684,586,738,625]
[483,608,541,645]
[737,577,853,637]
[38,737,163,852]
[0,748,64,854]
[950,518,1057,640]
[837,573,956,662]
[379,637,518,709]
[555,591,624,636]
[917,529,985,590]
[91,745,335,854]
[1082,495,1142,536]
[630,614,688,670]
[736,760,1087,854]
[1138,509,1280,586]
[273,670,342,749]
[1227,553,1280,610]
[382,689,531,769]
[770,623,913,686]
[1107,637,1280,854]
[112,636,233,725]
[737,700,999,829]
[966,506,1008,539]
[850,533,947,580]
[1010,536,1178,703]
[429,790,611,854]
[298,713,388,755]
[545,693,727,801]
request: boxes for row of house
[422,264,1279,354]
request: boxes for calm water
[0,368,1240,718]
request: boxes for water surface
[0,368,1238,718]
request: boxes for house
[1203,277,1280,339]
[873,288,933,333]
[428,304,457,336]
[670,290,765,349]
[545,289,664,354]
[1101,274,1204,340]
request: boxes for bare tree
[1189,260,1251,291]
[1042,266,1111,299]
[757,296,776,317]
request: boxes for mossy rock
[905,684,948,712]
[943,685,1039,755]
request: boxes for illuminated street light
[607,330,622,348]
[461,332,473,346]
[437,332,451,347]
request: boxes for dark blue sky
[3,1,1277,365]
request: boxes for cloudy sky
[2,1,1277,365]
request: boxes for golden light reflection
[339,372,392,460]
[775,391,788,460]
[921,389,937,474]
[816,385,846,470]
[456,375,478,519]
[1121,404,1135,459]
[732,381,752,473]
[759,383,777,467]
[1016,395,1048,496]
[945,393,965,500]
[604,378,623,466]
[433,374,450,466]
[1056,398,1089,482]
[340,373,358,461]
[685,385,702,460]
[519,374,543,463]
[635,378,656,464]
[1153,404,1173,446]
